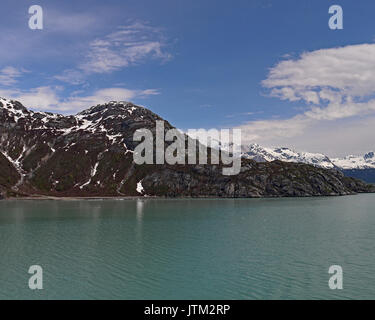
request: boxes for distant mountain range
[242,144,375,182]
[0,97,374,198]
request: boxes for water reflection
[135,198,145,247]
[136,199,144,220]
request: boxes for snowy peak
[331,153,375,169]
[77,101,141,116]
[0,99,154,135]
[242,143,375,170]
[0,97,30,121]
[0,97,67,129]
[0,98,173,197]
[242,143,336,169]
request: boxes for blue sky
[2,0,375,156]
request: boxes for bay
[0,195,374,299]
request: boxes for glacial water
[0,195,375,300]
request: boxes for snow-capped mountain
[241,143,336,169]
[0,97,172,197]
[331,152,375,169]
[242,143,375,170]
[1,97,372,198]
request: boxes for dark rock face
[140,161,374,197]
[0,97,374,198]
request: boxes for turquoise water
[0,195,375,300]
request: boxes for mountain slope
[242,143,375,183]
[0,98,373,198]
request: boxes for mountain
[242,143,336,169]
[0,97,373,198]
[242,143,375,183]
[331,153,375,183]
[331,152,375,169]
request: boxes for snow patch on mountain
[136,180,144,194]
[242,143,375,170]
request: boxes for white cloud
[236,43,375,156]
[0,67,26,86]
[238,115,312,143]
[0,86,159,113]
[82,22,171,74]
[262,43,375,119]
[240,116,375,158]
[56,22,172,83]
[263,43,375,101]
[54,69,86,85]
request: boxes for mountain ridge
[242,143,375,170]
[0,97,374,198]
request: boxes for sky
[1,0,375,157]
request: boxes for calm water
[0,195,375,300]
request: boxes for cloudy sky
[1,0,375,157]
